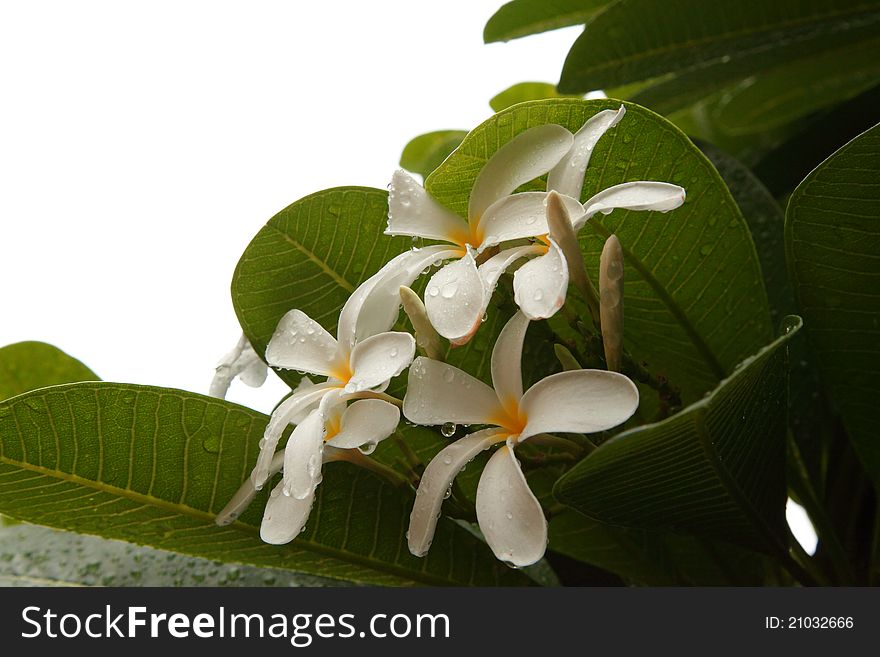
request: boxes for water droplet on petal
[441,422,456,438]
[440,281,458,299]
[428,286,439,297]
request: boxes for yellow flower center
[489,395,528,437]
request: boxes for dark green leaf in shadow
[786,123,880,485]
[549,511,770,585]
[553,316,802,553]
[489,82,579,112]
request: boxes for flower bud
[400,285,444,361]
[599,234,624,372]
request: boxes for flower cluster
[212,107,685,566]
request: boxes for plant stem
[337,450,410,489]
[528,433,588,456]
[351,391,403,407]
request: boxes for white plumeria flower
[387,123,578,344]
[403,311,639,567]
[216,392,400,545]
[208,333,268,399]
[247,246,456,491]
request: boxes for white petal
[403,356,504,426]
[469,124,573,220]
[477,191,584,251]
[347,331,416,392]
[478,243,543,291]
[491,311,530,411]
[265,309,339,376]
[337,246,461,352]
[216,452,284,526]
[281,408,326,500]
[578,181,686,230]
[547,105,626,200]
[327,399,400,450]
[476,443,547,567]
[424,251,485,345]
[386,169,469,242]
[250,383,333,489]
[285,377,320,425]
[407,428,506,557]
[518,370,639,441]
[260,479,316,545]
[512,238,570,320]
[209,334,267,399]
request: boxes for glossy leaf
[0,341,98,401]
[484,0,612,43]
[558,0,880,97]
[786,123,880,484]
[489,82,579,112]
[554,316,802,553]
[231,187,412,388]
[0,382,530,586]
[549,511,769,585]
[427,99,773,403]
[400,130,467,179]
[710,38,880,135]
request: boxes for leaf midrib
[0,455,455,587]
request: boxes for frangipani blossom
[216,392,400,545]
[403,311,639,566]
[387,124,580,344]
[245,246,457,491]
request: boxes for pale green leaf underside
[554,317,801,553]
[231,187,412,388]
[489,82,579,112]
[400,130,468,180]
[0,382,529,586]
[483,0,612,43]
[427,98,772,403]
[0,341,98,402]
[786,123,880,484]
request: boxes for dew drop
[389,347,399,357]
[442,369,455,383]
[441,422,457,438]
[440,281,458,299]
[533,289,544,301]
[428,286,440,297]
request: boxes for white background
[0,1,816,552]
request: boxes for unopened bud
[599,235,624,372]
[400,286,444,361]
[546,190,600,325]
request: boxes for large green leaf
[483,0,612,43]
[0,522,339,587]
[0,382,530,586]
[786,123,880,485]
[558,0,880,97]
[553,316,802,553]
[549,511,769,585]
[400,130,467,180]
[708,38,880,135]
[0,342,98,401]
[231,187,412,388]
[427,99,773,403]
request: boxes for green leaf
[786,123,880,485]
[484,0,612,43]
[557,0,880,98]
[553,316,802,553]
[489,82,579,112]
[0,522,339,587]
[0,342,98,401]
[0,382,530,586]
[231,187,412,388]
[427,98,773,403]
[709,38,880,135]
[549,511,770,585]
[697,143,794,325]
[400,130,467,179]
